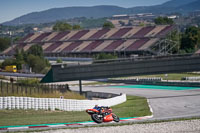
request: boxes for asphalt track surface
[70,84,200,119]
[1,84,200,132]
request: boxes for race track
[70,84,200,119]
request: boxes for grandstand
[2,25,174,57]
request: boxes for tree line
[1,45,50,74]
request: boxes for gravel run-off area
[40,119,200,133]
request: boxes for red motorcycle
[86,106,120,123]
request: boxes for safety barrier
[0,94,126,111]
[182,77,200,81]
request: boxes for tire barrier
[0,94,126,111]
[182,77,200,81]
[111,77,162,82]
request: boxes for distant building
[33,27,38,31]
[168,15,178,19]
[111,14,130,20]
[189,10,200,17]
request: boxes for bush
[95,53,117,60]
[16,78,40,86]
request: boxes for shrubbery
[1,44,50,74]
[95,53,117,60]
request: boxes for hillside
[3,6,127,25]
[3,0,200,26]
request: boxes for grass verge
[0,96,151,126]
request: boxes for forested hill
[3,0,200,26]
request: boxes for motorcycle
[86,106,120,123]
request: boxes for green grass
[0,96,151,126]
[112,96,151,118]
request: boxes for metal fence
[0,80,70,96]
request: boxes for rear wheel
[112,114,120,122]
[91,114,103,123]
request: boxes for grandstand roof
[2,25,174,55]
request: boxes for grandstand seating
[110,28,132,38]
[18,33,34,43]
[139,38,158,50]
[44,32,59,41]
[156,25,173,37]
[23,43,34,51]
[52,42,71,53]
[32,32,51,42]
[145,26,166,37]
[45,42,62,52]
[132,26,155,37]
[50,32,70,41]
[62,41,83,52]
[74,41,92,52]
[42,43,53,50]
[2,25,174,56]
[126,38,150,51]
[69,30,89,40]
[82,41,104,52]
[25,33,42,42]
[115,39,136,51]
[103,40,125,51]
[93,41,113,51]
[89,29,110,39]
[101,28,119,39]
[80,30,98,40]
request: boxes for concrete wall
[41,54,200,82]
[0,94,126,111]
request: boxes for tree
[95,53,117,60]
[56,58,63,63]
[14,48,25,70]
[53,22,72,31]
[27,54,50,73]
[0,37,10,52]
[1,58,16,69]
[180,26,200,53]
[103,22,115,29]
[167,30,181,54]
[154,17,174,25]
[73,25,82,30]
[27,44,44,58]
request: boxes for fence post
[25,85,28,96]
[1,80,3,95]
[11,82,14,94]
[37,84,39,94]
[30,86,32,95]
[51,84,53,93]
[17,83,19,94]
[7,82,9,95]
[21,85,23,96]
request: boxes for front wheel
[91,114,103,123]
[112,114,120,122]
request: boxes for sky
[0,0,169,24]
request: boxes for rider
[93,105,102,112]
[93,105,108,116]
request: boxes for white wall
[0,94,126,111]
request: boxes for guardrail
[0,94,126,111]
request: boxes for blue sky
[0,0,169,24]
